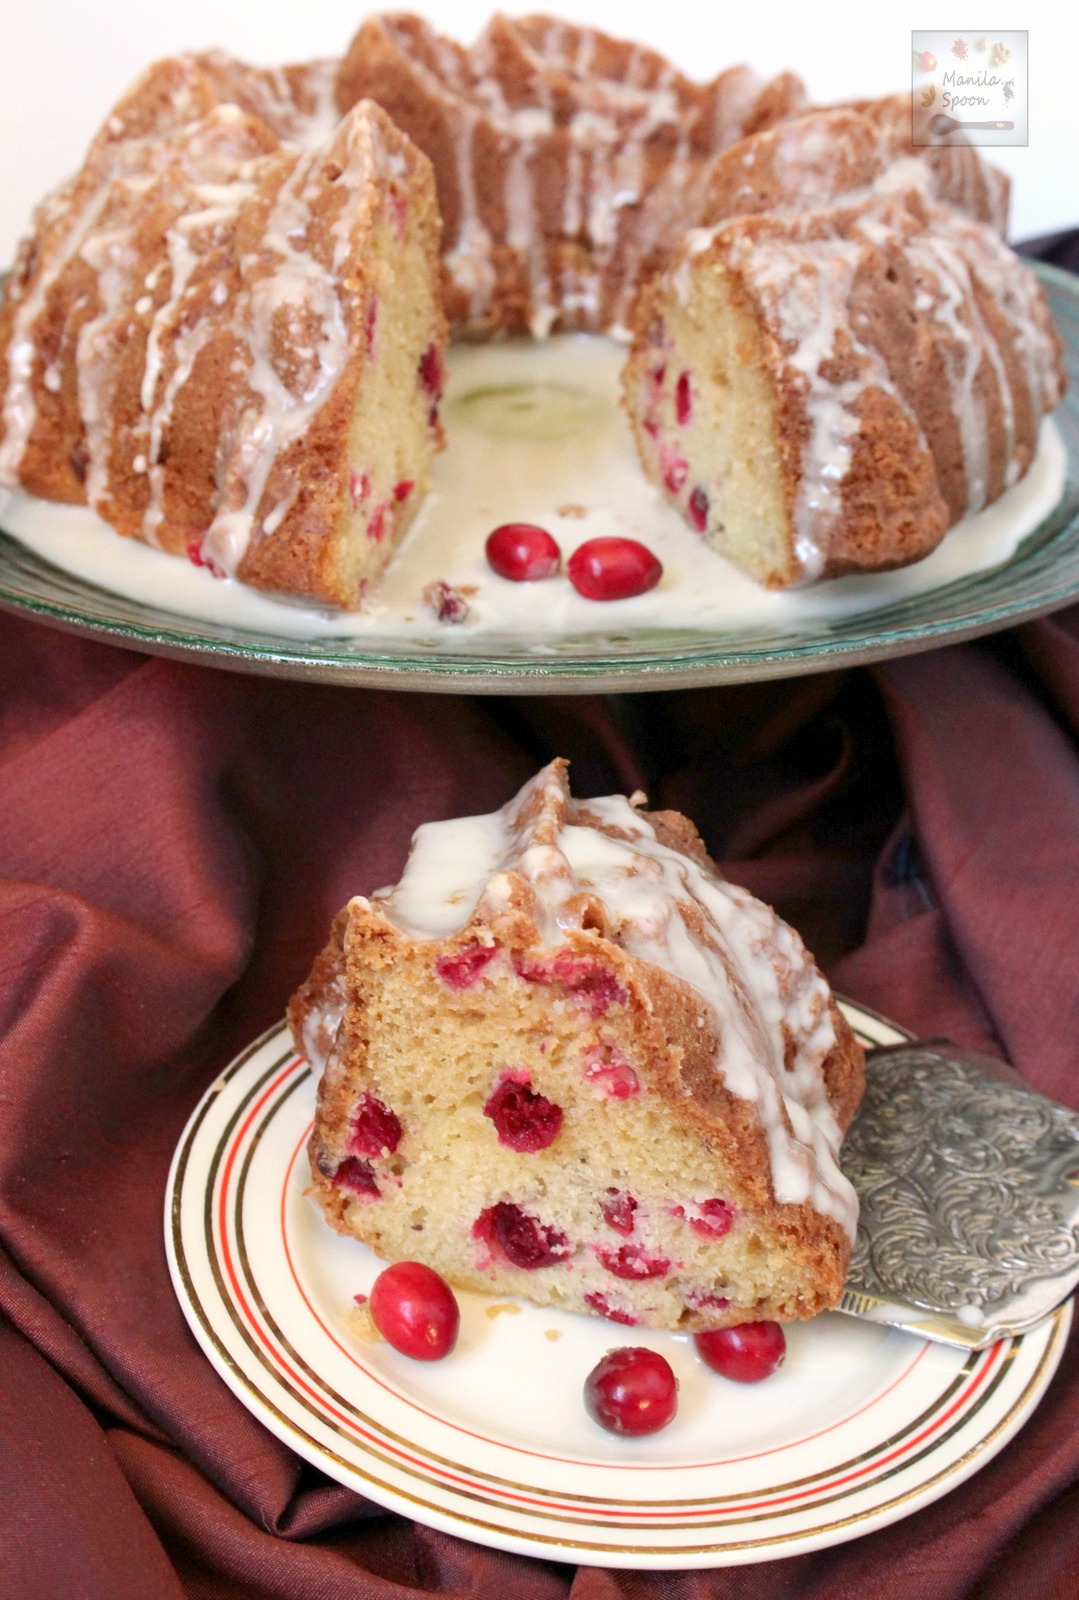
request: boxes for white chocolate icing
[367,762,857,1237]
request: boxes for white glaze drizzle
[369,762,856,1236]
[725,227,883,582]
[141,180,253,545]
[0,179,111,484]
[201,140,351,572]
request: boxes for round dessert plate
[4,265,1079,695]
[165,1003,1070,1569]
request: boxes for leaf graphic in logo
[920,84,937,108]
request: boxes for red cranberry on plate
[694,1320,786,1382]
[369,1262,460,1360]
[486,522,562,581]
[584,1346,678,1435]
[567,538,662,601]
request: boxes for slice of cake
[623,188,1065,587]
[289,761,865,1331]
[0,57,448,610]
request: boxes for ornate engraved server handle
[841,1044,1079,1349]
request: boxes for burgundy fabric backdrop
[2,229,1079,1600]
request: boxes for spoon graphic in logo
[929,114,1015,136]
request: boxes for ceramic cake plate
[4,265,1079,696]
[165,1001,1071,1569]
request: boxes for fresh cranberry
[584,1347,678,1436]
[675,370,692,425]
[585,1291,639,1326]
[600,1189,637,1236]
[419,343,444,401]
[349,1092,402,1159]
[514,953,628,1016]
[642,417,659,439]
[68,441,89,484]
[483,1072,563,1151]
[423,580,470,624]
[435,943,498,990]
[485,523,561,582]
[367,501,388,542]
[688,486,709,532]
[677,1198,735,1240]
[551,954,627,1014]
[695,1321,786,1382]
[473,1202,569,1269]
[567,538,662,602]
[186,540,227,579]
[596,1244,670,1281]
[583,1045,639,1099]
[393,479,414,502]
[389,190,409,238]
[685,1289,732,1313]
[659,444,689,495]
[369,1262,459,1360]
[333,1156,380,1198]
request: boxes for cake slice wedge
[289,760,864,1332]
[623,188,1064,587]
[0,59,448,610]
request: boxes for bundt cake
[623,187,1066,586]
[289,761,865,1331]
[0,13,1063,604]
[0,53,447,608]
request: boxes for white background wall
[1,0,1076,265]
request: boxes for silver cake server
[839,1042,1079,1349]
